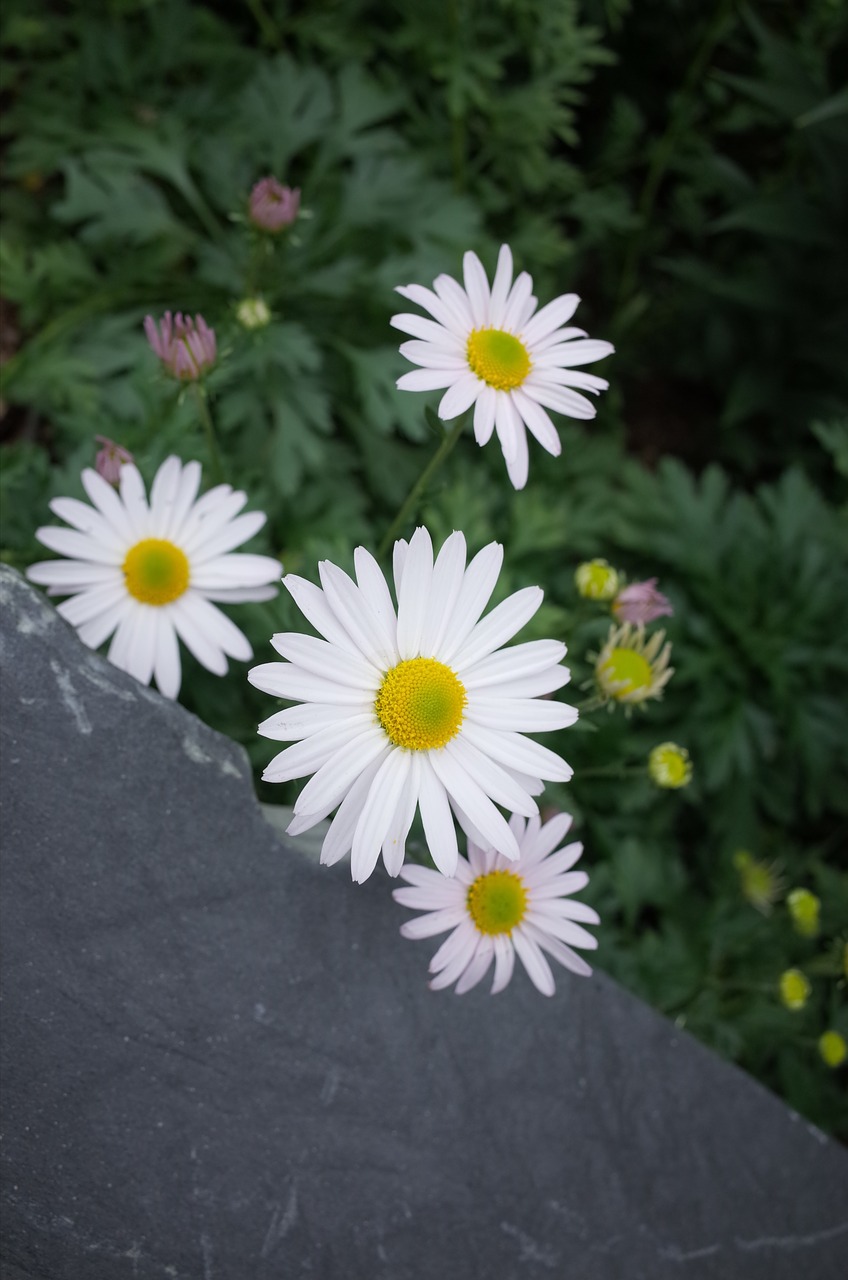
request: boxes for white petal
[262,715,375,783]
[390,312,465,348]
[523,812,574,864]
[398,340,468,370]
[502,271,533,333]
[417,755,459,877]
[532,338,614,368]
[512,927,556,995]
[438,541,503,666]
[465,695,577,733]
[396,367,460,393]
[431,273,475,331]
[27,560,120,590]
[153,615,182,699]
[488,245,514,327]
[189,511,267,562]
[382,753,420,877]
[354,547,398,655]
[392,538,408,597]
[125,605,157,687]
[393,881,459,912]
[319,561,395,668]
[526,912,597,952]
[400,908,468,940]
[81,468,135,542]
[454,939,495,994]
[201,585,278,604]
[181,490,248,552]
[190,553,281,589]
[452,586,542,671]
[444,736,537,816]
[149,456,183,532]
[529,366,608,393]
[504,419,529,490]
[169,597,228,676]
[283,574,364,656]
[399,857,470,889]
[524,382,597,421]
[107,605,140,673]
[247,662,372,705]
[294,728,389,817]
[429,930,481,990]
[180,594,252,661]
[526,842,585,880]
[438,374,482,421]
[511,389,562,456]
[269,633,380,688]
[118,464,151,541]
[395,283,467,336]
[461,722,573,783]
[473,385,497,446]
[396,526,433,660]
[259,703,368,742]
[524,921,592,977]
[420,530,467,657]
[491,935,515,994]
[77,597,128,650]
[520,293,580,346]
[319,749,390,865]
[462,251,491,328]
[529,898,600,925]
[48,497,123,551]
[462,639,566,690]
[35,526,123,566]
[164,460,203,541]
[493,391,520,463]
[480,667,571,699]
[429,750,520,861]
[56,581,127,627]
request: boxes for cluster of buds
[144,312,217,381]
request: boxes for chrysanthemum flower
[393,811,598,996]
[249,177,301,232]
[249,527,576,883]
[648,742,692,789]
[391,245,614,490]
[595,622,673,707]
[786,888,821,938]
[574,558,620,601]
[613,578,673,626]
[144,312,217,381]
[94,436,133,487]
[778,968,811,1011]
[27,457,280,699]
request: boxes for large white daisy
[27,456,281,699]
[391,244,614,490]
[393,811,598,996]
[249,527,576,883]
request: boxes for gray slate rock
[1,565,846,1280]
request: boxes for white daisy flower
[393,811,598,996]
[391,244,614,490]
[27,456,281,699]
[249,526,576,883]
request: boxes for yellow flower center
[375,657,466,751]
[575,559,619,601]
[648,743,692,789]
[819,1030,847,1069]
[467,870,528,935]
[466,328,530,391]
[123,538,190,606]
[599,647,653,698]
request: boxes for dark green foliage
[1,0,846,1135]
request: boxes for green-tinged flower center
[375,657,466,751]
[575,559,619,601]
[648,743,691,789]
[123,538,190,606]
[599,647,653,698]
[467,328,530,391]
[779,969,810,1011]
[467,870,528,935]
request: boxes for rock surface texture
[1,565,846,1280]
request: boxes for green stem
[377,413,468,560]
[243,0,282,47]
[192,385,224,484]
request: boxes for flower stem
[377,413,468,560]
[192,385,224,484]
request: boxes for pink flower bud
[612,579,673,626]
[143,312,217,381]
[94,436,134,486]
[249,177,301,232]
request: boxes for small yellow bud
[575,559,620,601]
[779,969,811,1011]
[648,742,692,789]
[236,297,272,329]
[818,1030,847,1069]
[786,888,820,938]
[733,850,784,915]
